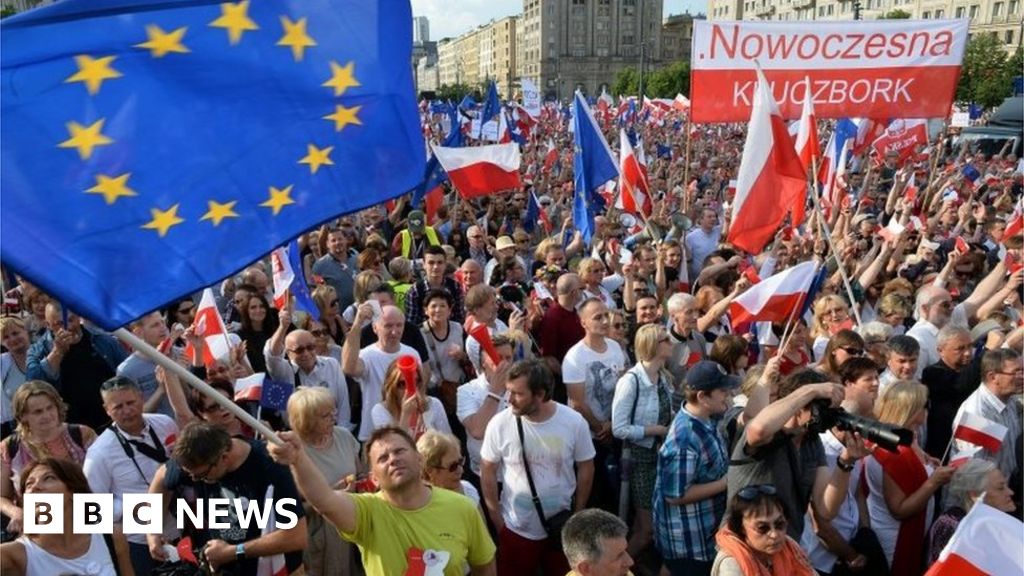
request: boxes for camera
[806,399,914,453]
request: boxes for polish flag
[729,261,818,329]
[924,502,1024,576]
[877,219,905,243]
[615,129,650,217]
[794,80,821,171]
[871,119,929,165]
[727,67,808,255]
[186,288,232,365]
[1004,208,1023,239]
[543,140,559,173]
[953,411,1007,452]
[233,372,266,403]
[256,485,290,576]
[948,444,982,468]
[432,143,521,198]
[270,247,294,310]
[851,117,889,156]
[673,93,690,112]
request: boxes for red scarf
[872,445,928,576]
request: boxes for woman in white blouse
[370,357,451,439]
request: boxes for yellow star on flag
[277,16,316,62]
[58,119,113,160]
[64,55,122,96]
[200,200,239,226]
[141,204,185,237]
[209,0,259,45]
[135,25,190,58]
[322,60,360,96]
[299,144,334,174]
[260,185,295,215]
[323,104,362,132]
[86,173,137,205]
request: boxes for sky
[411,0,705,42]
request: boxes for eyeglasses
[288,344,316,355]
[100,377,137,392]
[186,454,224,482]
[612,323,626,330]
[751,517,788,536]
[737,484,778,501]
[840,347,865,356]
[435,455,465,473]
[199,401,228,414]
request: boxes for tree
[646,61,691,98]
[434,83,478,103]
[879,9,912,18]
[957,33,1015,108]
[612,68,638,99]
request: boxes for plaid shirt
[653,406,729,561]
[404,276,465,326]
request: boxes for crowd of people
[0,98,1022,576]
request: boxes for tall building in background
[518,0,665,100]
[708,0,1020,51]
[437,17,520,98]
[413,15,430,44]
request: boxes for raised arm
[267,431,357,533]
[341,303,372,378]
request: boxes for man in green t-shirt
[269,425,495,576]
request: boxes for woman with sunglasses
[711,485,815,576]
[302,318,342,363]
[286,388,363,576]
[417,430,481,513]
[312,284,346,345]
[370,359,451,439]
[815,330,868,382]
[811,295,854,362]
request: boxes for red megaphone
[464,316,501,365]
[397,354,419,399]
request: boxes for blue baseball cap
[686,360,741,392]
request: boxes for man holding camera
[726,369,870,540]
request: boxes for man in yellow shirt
[562,509,635,576]
[269,425,495,576]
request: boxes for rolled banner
[464,316,501,365]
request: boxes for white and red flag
[256,484,290,576]
[184,288,233,366]
[615,129,651,217]
[953,411,1008,453]
[432,143,521,198]
[233,372,266,403]
[673,93,690,112]
[871,119,929,165]
[924,501,1024,576]
[727,67,808,254]
[794,79,821,171]
[543,139,559,173]
[729,261,818,328]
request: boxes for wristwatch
[836,455,856,472]
[235,543,246,559]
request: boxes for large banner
[690,19,969,123]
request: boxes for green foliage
[612,61,691,98]
[879,9,912,18]
[1,5,18,18]
[433,83,479,103]
[957,34,1018,109]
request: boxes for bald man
[265,310,351,430]
[342,303,425,441]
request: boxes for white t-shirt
[370,396,452,435]
[480,404,596,540]
[561,338,627,424]
[355,344,419,441]
[457,375,510,475]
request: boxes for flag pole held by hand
[113,327,283,445]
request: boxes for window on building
[955,6,965,17]
[993,1,1003,15]
[819,6,825,15]
[968,4,978,17]
[572,0,584,5]
[1006,30,1015,44]
[623,34,635,44]
[1010,0,1020,14]
[828,5,833,14]
[935,8,944,17]
[922,10,930,17]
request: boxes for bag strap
[69,424,84,448]
[421,321,446,384]
[102,533,122,576]
[629,373,641,427]
[516,415,551,534]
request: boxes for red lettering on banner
[865,34,887,58]
[843,34,865,59]
[930,31,953,56]
[822,34,843,59]
[707,25,954,61]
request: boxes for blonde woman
[417,430,480,507]
[287,388,362,576]
[370,359,451,439]
[340,270,385,331]
[312,284,345,345]
[0,382,96,537]
[811,295,853,361]
[865,381,954,576]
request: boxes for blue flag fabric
[962,164,981,183]
[412,107,463,208]
[523,191,540,234]
[480,80,500,127]
[0,0,424,330]
[656,143,672,159]
[572,91,618,245]
[459,94,478,111]
[260,377,293,411]
[287,239,320,321]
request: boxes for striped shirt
[653,406,729,561]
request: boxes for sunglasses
[750,517,788,536]
[288,344,316,355]
[435,455,465,473]
[737,484,778,501]
[840,347,865,356]
[612,323,626,330]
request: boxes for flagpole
[809,186,863,326]
[682,114,693,213]
[112,328,282,444]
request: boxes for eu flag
[0,0,424,330]
[572,91,618,245]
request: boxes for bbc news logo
[22,494,299,534]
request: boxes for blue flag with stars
[572,91,618,246]
[0,0,424,330]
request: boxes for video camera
[806,399,914,453]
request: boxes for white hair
[666,292,695,315]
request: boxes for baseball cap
[407,210,425,233]
[686,360,741,392]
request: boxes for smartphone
[367,299,382,321]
